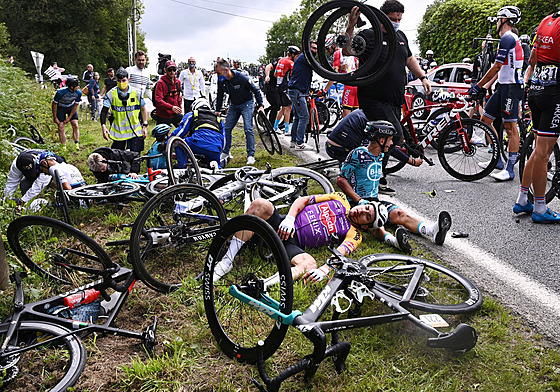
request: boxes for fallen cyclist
[87,147,140,183]
[336,120,452,248]
[212,191,401,284]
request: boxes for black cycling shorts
[528,86,560,137]
[278,89,291,107]
[266,209,306,260]
[483,83,524,123]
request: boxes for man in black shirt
[345,0,431,194]
[100,68,117,96]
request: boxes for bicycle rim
[7,216,113,293]
[0,321,86,392]
[360,253,482,314]
[325,98,340,128]
[166,136,202,186]
[203,215,293,363]
[54,170,72,225]
[316,100,330,133]
[519,132,560,203]
[67,182,141,200]
[130,184,227,293]
[254,111,275,155]
[438,118,499,181]
[312,109,321,152]
[250,167,334,214]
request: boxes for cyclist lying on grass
[87,147,140,183]
[336,120,452,247]
[212,191,407,284]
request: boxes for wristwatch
[142,123,148,127]
[419,76,427,81]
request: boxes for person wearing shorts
[470,6,524,181]
[211,192,391,284]
[273,46,300,135]
[52,76,81,149]
[513,11,560,223]
[337,122,452,248]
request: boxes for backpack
[152,78,180,108]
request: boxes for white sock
[383,233,398,248]
[417,221,436,239]
[220,236,245,268]
[516,186,529,205]
[534,196,547,215]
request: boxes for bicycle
[386,96,500,181]
[300,91,330,153]
[253,109,283,155]
[128,165,334,293]
[3,216,158,391]
[323,83,343,128]
[202,215,482,392]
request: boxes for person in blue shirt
[214,58,264,165]
[172,97,226,168]
[52,76,81,150]
[88,72,100,121]
[147,124,171,170]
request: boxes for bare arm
[524,49,537,84]
[336,176,361,203]
[406,56,432,95]
[476,61,502,88]
[343,6,361,56]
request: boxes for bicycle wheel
[0,321,86,392]
[518,132,560,203]
[254,111,275,155]
[360,253,482,314]
[208,173,246,218]
[28,124,45,144]
[438,118,499,181]
[7,216,113,294]
[67,182,141,200]
[13,136,39,149]
[316,100,330,133]
[311,108,321,152]
[53,170,72,225]
[325,97,341,128]
[203,215,293,363]
[250,167,334,213]
[385,123,410,175]
[422,108,469,151]
[129,183,227,293]
[165,136,202,186]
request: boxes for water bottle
[64,289,100,309]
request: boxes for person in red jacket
[154,60,183,127]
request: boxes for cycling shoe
[532,209,560,223]
[513,202,533,214]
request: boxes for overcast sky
[140,0,435,73]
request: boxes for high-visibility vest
[109,88,142,140]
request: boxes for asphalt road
[277,126,560,345]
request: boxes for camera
[157,53,172,75]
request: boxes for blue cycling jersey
[340,147,383,200]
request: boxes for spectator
[82,64,94,86]
[325,34,356,118]
[171,97,226,168]
[100,68,117,96]
[179,57,205,113]
[264,57,281,125]
[50,62,65,86]
[154,60,183,127]
[232,59,249,76]
[273,45,300,135]
[7,55,15,67]
[87,147,140,183]
[2,150,65,206]
[88,72,101,121]
[52,76,81,150]
[99,67,148,153]
[214,58,264,165]
[126,50,152,103]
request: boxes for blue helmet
[37,151,56,172]
[151,124,171,141]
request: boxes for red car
[405,62,474,119]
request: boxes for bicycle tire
[7,216,113,293]
[385,123,411,174]
[250,167,334,213]
[67,182,141,200]
[203,215,293,363]
[325,97,341,128]
[311,107,321,153]
[423,108,469,151]
[165,136,202,186]
[438,118,499,181]
[254,111,275,155]
[144,176,173,196]
[28,124,45,144]
[499,119,527,163]
[13,136,39,149]
[518,132,560,203]
[54,170,72,225]
[316,100,330,133]
[0,321,86,392]
[302,1,396,86]
[129,183,227,293]
[360,253,483,314]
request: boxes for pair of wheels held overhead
[303,0,396,86]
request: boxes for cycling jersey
[294,192,362,255]
[529,14,560,89]
[53,87,82,108]
[340,147,383,200]
[332,49,358,74]
[275,57,294,90]
[495,30,524,84]
[49,163,86,188]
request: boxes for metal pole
[132,0,137,56]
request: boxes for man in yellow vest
[100,67,148,152]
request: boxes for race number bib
[532,65,558,86]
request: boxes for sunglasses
[167,69,177,72]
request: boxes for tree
[0,0,146,77]
[417,0,559,64]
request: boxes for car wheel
[412,94,429,120]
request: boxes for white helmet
[325,34,336,48]
[367,201,388,230]
[426,50,434,56]
[497,6,521,24]
[192,97,210,111]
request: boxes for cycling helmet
[37,151,56,172]
[151,124,171,142]
[366,201,388,230]
[115,67,128,79]
[519,34,530,44]
[365,120,396,140]
[287,45,301,55]
[497,6,521,24]
[462,57,472,63]
[325,34,336,48]
[66,76,79,87]
[426,50,434,56]
[233,58,241,64]
[192,97,211,111]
